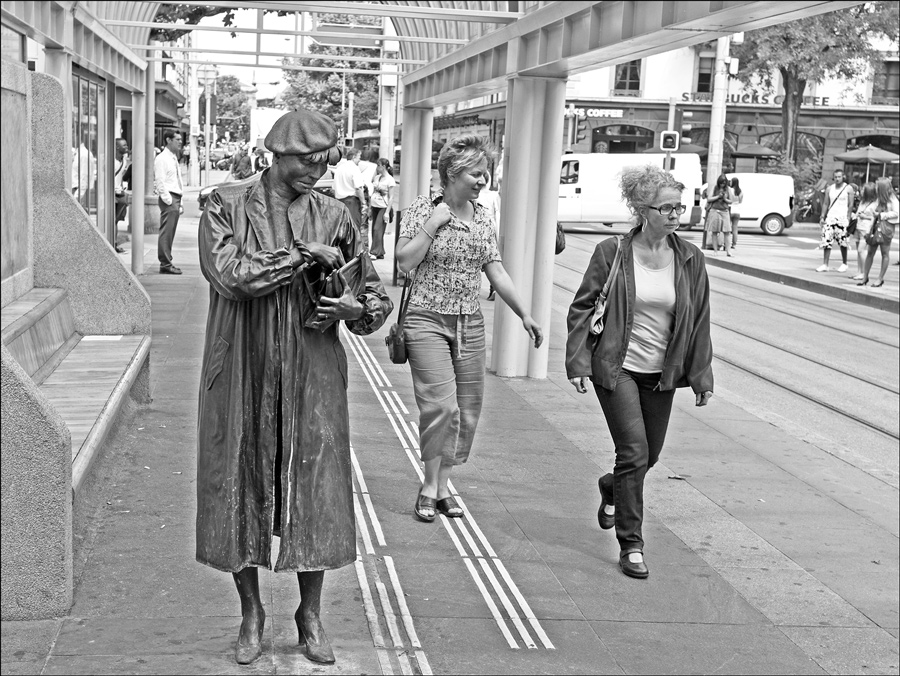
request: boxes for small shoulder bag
[384,270,416,364]
[589,236,624,336]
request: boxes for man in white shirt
[113,138,130,253]
[154,130,185,274]
[333,148,368,249]
[817,169,854,273]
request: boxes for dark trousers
[339,196,367,251]
[370,206,388,257]
[158,195,181,269]
[595,369,675,552]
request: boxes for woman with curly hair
[396,135,543,522]
[565,164,714,579]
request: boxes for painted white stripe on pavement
[354,493,376,556]
[478,557,537,649]
[414,650,433,676]
[493,558,556,650]
[385,556,422,649]
[354,559,388,650]
[464,557,519,649]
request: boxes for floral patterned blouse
[400,193,502,314]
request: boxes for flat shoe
[415,492,436,522]
[436,496,464,518]
[619,550,649,579]
[597,476,615,530]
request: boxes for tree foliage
[214,75,251,141]
[280,42,380,136]
[731,1,899,163]
[150,4,236,42]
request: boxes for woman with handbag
[396,135,543,522]
[704,174,732,256]
[852,182,877,281]
[369,158,396,260]
[565,164,714,579]
[859,177,899,288]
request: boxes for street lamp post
[198,65,218,183]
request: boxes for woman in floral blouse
[397,135,543,522]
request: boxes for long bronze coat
[195,173,392,573]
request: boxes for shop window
[560,160,580,184]
[697,57,715,94]
[872,60,900,105]
[758,131,824,169]
[613,60,641,96]
[71,70,107,234]
[844,135,900,190]
[592,124,653,154]
[688,128,739,171]
[1,24,25,62]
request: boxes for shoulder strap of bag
[396,193,442,329]
[599,236,624,298]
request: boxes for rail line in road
[551,260,899,442]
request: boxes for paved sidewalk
[2,209,897,675]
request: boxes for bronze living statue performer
[195,109,392,665]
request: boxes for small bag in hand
[385,270,415,364]
[302,251,374,332]
[865,215,884,246]
[589,236,624,336]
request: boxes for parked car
[197,168,336,211]
[697,172,795,236]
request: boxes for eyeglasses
[646,203,686,216]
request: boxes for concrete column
[527,77,567,378]
[398,107,422,211]
[43,49,72,193]
[131,89,146,275]
[144,47,160,234]
[492,76,541,377]
[379,85,396,160]
[416,109,434,197]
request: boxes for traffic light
[575,120,588,143]
[673,107,693,145]
[660,131,680,152]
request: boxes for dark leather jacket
[566,228,713,394]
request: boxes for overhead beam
[103,20,467,45]
[168,1,521,23]
[148,57,395,76]
[130,45,426,65]
[402,0,867,108]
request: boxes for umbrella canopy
[731,143,780,158]
[834,144,900,163]
[642,143,708,157]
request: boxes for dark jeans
[595,369,675,552]
[158,195,181,269]
[370,206,388,257]
[339,196,367,251]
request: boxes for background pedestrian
[153,129,184,275]
[704,174,732,256]
[728,176,742,252]
[859,176,899,287]
[852,182,878,280]
[368,158,395,259]
[817,169,855,273]
[333,148,368,250]
[566,164,713,580]
[396,135,542,523]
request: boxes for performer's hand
[306,242,345,271]
[316,273,364,321]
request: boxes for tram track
[551,264,900,441]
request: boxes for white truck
[559,152,703,230]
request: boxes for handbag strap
[825,184,848,216]
[396,268,417,330]
[600,236,624,299]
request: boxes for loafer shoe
[597,475,615,530]
[160,265,183,275]
[619,550,649,579]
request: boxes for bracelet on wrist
[421,227,435,240]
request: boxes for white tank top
[623,256,676,373]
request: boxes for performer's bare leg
[233,568,265,664]
[295,570,335,663]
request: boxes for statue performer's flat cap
[265,109,338,155]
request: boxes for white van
[559,153,703,229]
[697,172,795,236]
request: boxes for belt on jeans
[169,192,182,199]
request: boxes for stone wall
[0,343,72,620]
